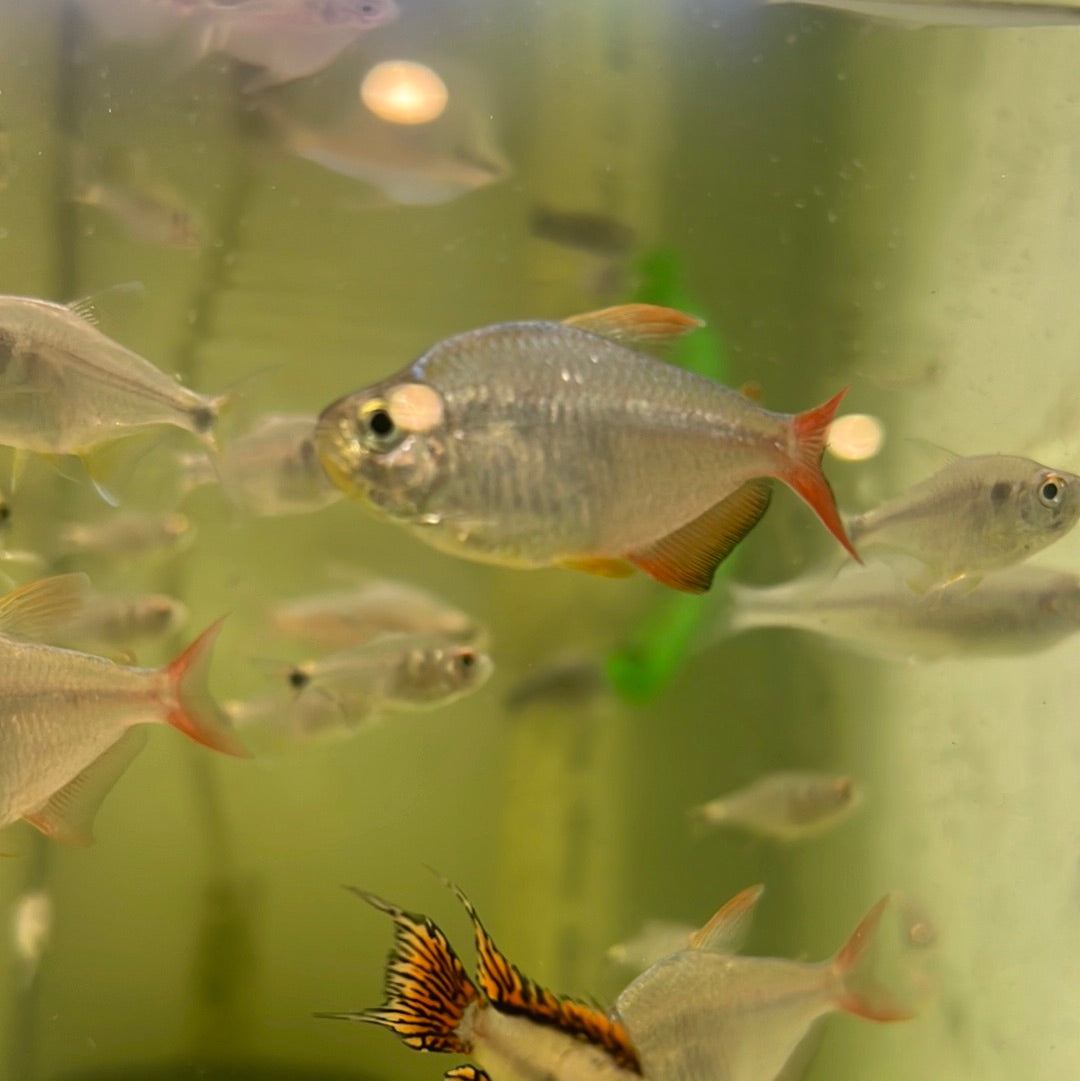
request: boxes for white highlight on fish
[361,61,449,125]
[10,889,53,986]
[827,413,884,461]
[0,295,224,460]
[691,771,863,842]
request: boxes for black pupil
[288,668,309,689]
[1043,481,1060,503]
[369,409,394,437]
[460,652,475,669]
[0,503,9,522]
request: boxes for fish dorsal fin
[445,1068,491,1081]
[690,884,765,954]
[23,728,148,845]
[563,304,703,352]
[0,573,89,641]
[66,296,100,325]
[629,478,773,593]
[315,887,479,1054]
[445,880,643,1073]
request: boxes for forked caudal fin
[315,887,480,1055]
[443,878,643,1072]
[784,388,861,563]
[165,617,250,758]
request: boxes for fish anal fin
[559,557,635,579]
[0,572,89,640]
[317,886,479,1055]
[690,884,765,954]
[444,880,643,1072]
[445,1068,491,1081]
[629,479,773,593]
[24,728,148,846]
[563,303,703,352]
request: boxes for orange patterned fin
[444,881,643,1073]
[316,887,480,1055]
[445,1068,491,1081]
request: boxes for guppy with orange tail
[314,304,858,593]
[318,884,644,1081]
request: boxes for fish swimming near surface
[270,577,483,648]
[0,574,246,845]
[712,561,1080,662]
[763,0,1080,27]
[317,882,646,1081]
[315,304,859,593]
[847,453,1080,592]
[615,885,926,1081]
[0,294,225,470]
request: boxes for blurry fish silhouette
[318,882,645,1081]
[848,453,1080,592]
[712,562,1080,661]
[56,510,193,559]
[530,204,636,259]
[764,0,1080,26]
[271,577,483,648]
[0,574,246,845]
[315,304,858,593]
[503,653,611,714]
[179,412,340,516]
[615,886,926,1081]
[690,771,863,842]
[75,0,200,45]
[56,589,188,651]
[606,921,696,975]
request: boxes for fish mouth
[313,405,370,502]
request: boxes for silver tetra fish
[615,885,925,1081]
[848,453,1080,592]
[0,574,246,845]
[56,510,193,559]
[318,882,645,1081]
[690,771,863,843]
[715,562,1080,662]
[315,304,858,594]
[0,294,225,464]
[56,590,188,651]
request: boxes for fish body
[315,305,857,593]
[182,413,341,516]
[530,205,636,259]
[692,771,862,842]
[57,510,193,558]
[319,884,643,1081]
[719,562,1080,661]
[0,295,223,457]
[75,177,203,250]
[848,454,1080,590]
[271,577,482,647]
[57,590,188,649]
[606,921,696,974]
[0,575,244,844]
[615,890,919,1081]
[765,0,1080,27]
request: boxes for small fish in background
[72,154,204,251]
[713,562,1080,662]
[503,653,612,715]
[0,294,226,473]
[183,0,400,93]
[530,204,637,259]
[228,635,492,743]
[271,577,484,649]
[606,920,696,975]
[763,0,1080,27]
[615,885,929,1081]
[56,510,193,559]
[0,119,12,192]
[255,89,510,207]
[179,412,341,516]
[848,454,1080,592]
[10,889,53,988]
[690,771,863,842]
[317,882,645,1081]
[0,574,246,845]
[56,590,188,651]
[315,303,859,593]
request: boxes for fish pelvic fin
[317,887,481,1055]
[629,478,773,593]
[563,303,703,353]
[832,893,932,1022]
[165,618,250,757]
[444,880,643,1073]
[784,388,861,563]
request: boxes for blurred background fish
[606,920,696,975]
[764,0,1080,26]
[56,510,193,559]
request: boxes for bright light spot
[827,413,885,461]
[361,61,448,125]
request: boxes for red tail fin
[165,618,250,758]
[833,893,932,1022]
[784,388,860,563]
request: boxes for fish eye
[357,399,404,450]
[288,667,310,690]
[0,502,10,524]
[458,651,476,670]
[1038,473,1066,508]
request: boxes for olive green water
[1,1,1080,1079]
